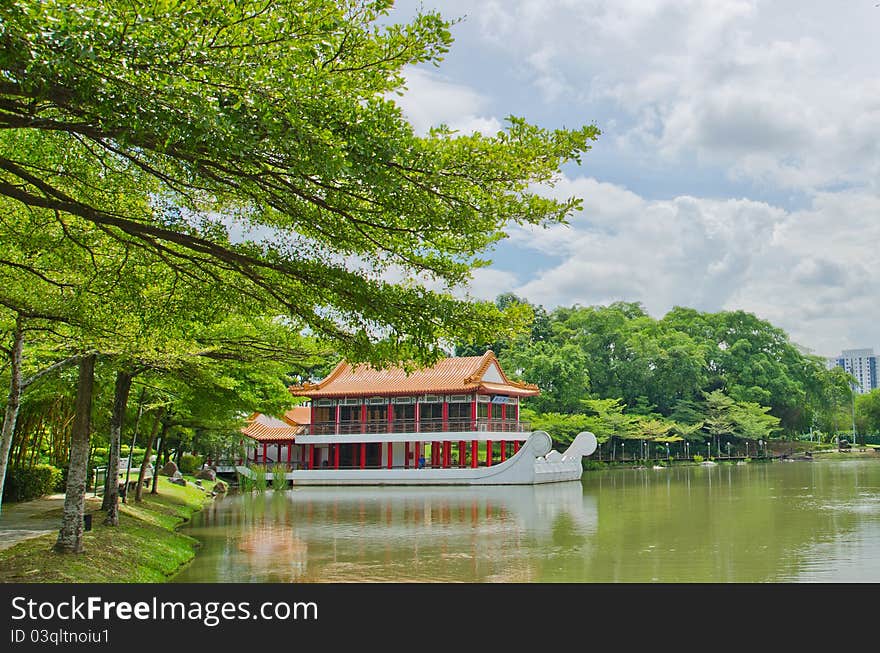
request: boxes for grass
[0,476,215,583]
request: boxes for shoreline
[0,476,219,583]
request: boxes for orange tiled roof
[241,413,305,443]
[283,406,312,426]
[289,351,539,399]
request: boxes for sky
[385,0,880,358]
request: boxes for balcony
[307,417,528,436]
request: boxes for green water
[174,459,880,582]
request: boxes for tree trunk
[102,370,133,525]
[135,409,163,503]
[0,316,24,516]
[122,388,146,504]
[151,424,170,495]
[54,353,96,554]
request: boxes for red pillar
[388,401,394,433]
[514,441,521,454]
[500,440,506,462]
[443,441,450,468]
[310,403,316,435]
[288,443,292,464]
[334,444,340,469]
[308,444,315,470]
[277,444,281,464]
[414,401,421,433]
[360,442,366,469]
[405,442,410,469]
[486,440,493,467]
[459,441,466,467]
[415,442,421,468]
[360,403,367,434]
[387,442,393,469]
[471,440,478,468]
[442,402,449,431]
[335,403,341,434]
[262,442,268,463]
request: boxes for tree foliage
[0,0,599,367]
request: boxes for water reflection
[175,483,597,583]
[175,459,880,583]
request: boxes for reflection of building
[827,348,878,394]
[237,351,597,485]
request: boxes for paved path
[0,494,102,551]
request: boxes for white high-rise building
[827,348,879,394]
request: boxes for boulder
[195,468,216,481]
[169,476,187,486]
[159,461,179,477]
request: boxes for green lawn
[0,476,217,583]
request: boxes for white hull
[236,431,597,486]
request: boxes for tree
[0,0,600,368]
[856,389,880,436]
[54,353,95,553]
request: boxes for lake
[174,458,880,582]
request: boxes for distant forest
[457,294,879,448]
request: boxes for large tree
[0,0,599,368]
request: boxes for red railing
[307,417,528,436]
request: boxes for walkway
[0,493,101,551]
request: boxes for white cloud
[405,0,880,193]
[394,68,502,136]
[496,175,880,355]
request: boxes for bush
[54,466,68,492]
[692,455,704,464]
[251,465,267,492]
[2,464,63,502]
[178,454,203,475]
[271,464,288,490]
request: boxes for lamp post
[685,441,690,460]
[759,439,764,458]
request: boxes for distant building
[827,348,879,394]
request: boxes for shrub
[237,470,254,493]
[2,464,63,502]
[692,455,704,464]
[271,464,288,490]
[178,454,204,475]
[251,465,267,492]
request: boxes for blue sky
[385,0,880,357]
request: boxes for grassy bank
[0,476,217,583]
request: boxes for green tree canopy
[0,0,600,367]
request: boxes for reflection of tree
[550,512,585,550]
[574,464,866,582]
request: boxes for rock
[213,480,228,494]
[169,476,187,486]
[160,461,179,477]
[194,479,203,487]
[195,468,216,481]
